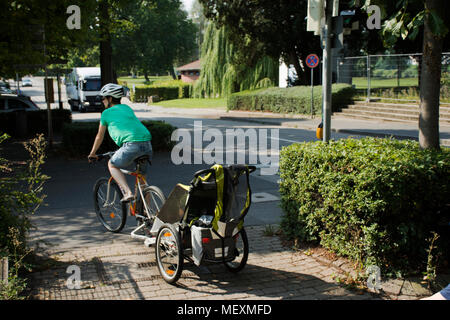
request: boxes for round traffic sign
[306,54,320,68]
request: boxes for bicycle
[90,152,166,246]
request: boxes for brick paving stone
[409,280,432,297]
[27,225,450,301]
[400,280,416,296]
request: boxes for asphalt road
[16,76,363,251]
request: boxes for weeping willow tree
[193,22,278,98]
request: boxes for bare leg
[108,160,132,198]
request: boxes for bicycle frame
[101,165,153,218]
[119,169,150,218]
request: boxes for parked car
[0,81,11,92]
[0,94,40,113]
[22,78,33,87]
[0,87,13,94]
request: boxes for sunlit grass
[152,98,226,109]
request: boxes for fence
[336,52,450,103]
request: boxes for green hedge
[0,109,72,137]
[130,81,193,103]
[227,84,355,115]
[61,120,177,156]
[279,138,450,276]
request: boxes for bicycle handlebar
[88,151,116,163]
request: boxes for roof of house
[176,59,201,71]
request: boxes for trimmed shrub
[279,138,450,276]
[61,120,177,157]
[0,109,72,137]
[227,84,355,115]
[130,80,193,103]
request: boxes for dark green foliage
[61,120,177,156]
[227,84,355,115]
[198,0,322,84]
[279,138,450,275]
[111,0,197,77]
[0,110,72,137]
[130,83,192,103]
[192,22,278,98]
[0,133,48,262]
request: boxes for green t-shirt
[100,104,151,147]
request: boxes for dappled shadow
[26,245,378,300]
[172,261,368,300]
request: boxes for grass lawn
[352,77,418,89]
[152,98,227,109]
[118,76,172,86]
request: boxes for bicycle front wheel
[93,178,127,233]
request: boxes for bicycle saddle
[134,155,151,165]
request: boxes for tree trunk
[419,0,443,150]
[99,0,115,85]
[170,66,177,80]
[289,50,305,85]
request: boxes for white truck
[65,67,103,112]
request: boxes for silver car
[22,78,33,87]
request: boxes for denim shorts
[110,141,153,172]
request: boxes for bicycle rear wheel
[93,178,127,233]
[141,186,166,218]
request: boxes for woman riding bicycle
[88,83,152,202]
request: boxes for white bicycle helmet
[100,83,125,98]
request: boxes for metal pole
[311,67,314,119]
[16,72,20,95]
[57,73,63,110]
[322,0,333,142]
[43,27,53,148]
[367,54,370,100]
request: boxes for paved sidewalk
[26,225,447,300]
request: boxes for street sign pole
[322,0,333,142]
[311,68,314,119]
[306,53,320,119]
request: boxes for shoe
[121,194,135,203]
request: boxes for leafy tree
[198,0,322,85]
[193,22,278,98]
[0,0,97,78]
[189,0,208,60]
[66,44,100,68]
[370,0,449,149]
[111,0,197,80]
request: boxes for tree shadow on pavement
[167,261,376,300]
